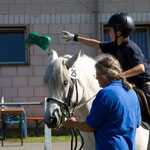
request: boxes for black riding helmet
[104,12,135,39]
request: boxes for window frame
[0,25,30,66]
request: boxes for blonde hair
[95,55,132,90]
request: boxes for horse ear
[66,50,81,69]
[49,50,58,61]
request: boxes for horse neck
[75,80,100,121]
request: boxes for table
[0,107,24,146]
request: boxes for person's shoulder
[126,38,139,48]
[128,88,138,97]
[98,85,116,96]
[96,86,120,106]
[101,82,125,95]
[123,38,141,54]
[96,88,108,99]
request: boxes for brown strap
[133,87,150,120]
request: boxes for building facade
[0,0,150,127]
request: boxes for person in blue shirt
[63,55,141,150]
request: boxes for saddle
[133,87,150,127]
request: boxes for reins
[70,94,96,114]
[46,97,84,150]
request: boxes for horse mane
[44,53,97,96]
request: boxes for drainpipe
[93,0,99,41]
[93,0,100,55]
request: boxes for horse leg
[80,132,95,150]
[147,131,150,150]
[136,125,149,150]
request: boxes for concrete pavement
[0,142,72,150]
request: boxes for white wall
[0,0,149,126]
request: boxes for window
[104,25,150,61]
[0,26,28,65]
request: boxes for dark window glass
[0,27,28,65]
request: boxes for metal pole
[93,0,99,41]
[93,0,100,56]
[44,98,51,150]
[0,102,44,106]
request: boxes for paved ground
[0,142,69,150]
[0,142,81,150]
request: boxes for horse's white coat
[136,126,149,150]
[44,50,149,150]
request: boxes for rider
[62,12,150,97]
[63,55,141,150]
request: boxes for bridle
[65,79,79,114]
[46,78,79,114]
[46,78,84,150]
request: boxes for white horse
[44,50,149,150]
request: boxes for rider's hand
[62,31,75,42]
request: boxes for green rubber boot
[25,32,51,55]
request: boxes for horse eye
[64,80,68,86]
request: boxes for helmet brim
[104,23,111,27]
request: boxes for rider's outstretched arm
[62,31,100,50]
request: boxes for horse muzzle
[44,108,63,129]
[44,117,59,129]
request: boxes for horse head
[44,50,87,129]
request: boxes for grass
[2,127,76,143]
[4,135,73,143]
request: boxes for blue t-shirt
[99,38,150,87]
[86,81,141,150]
